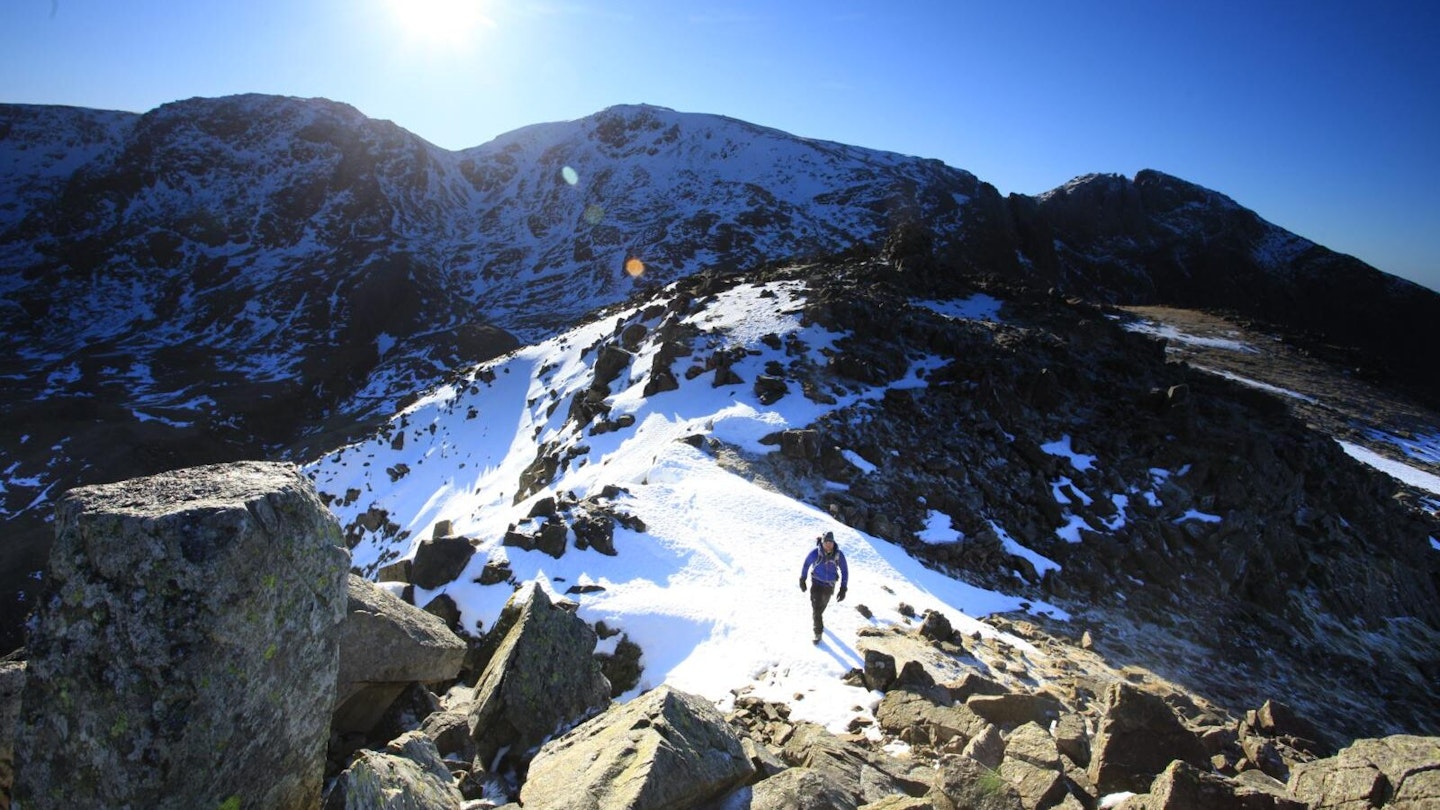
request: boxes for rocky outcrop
[467,583,611,769]
[14,461,350,810]
[1089,682,1212,794]
[1288,735,1440,809]
[520,685,754,810]
[1113,760,1307,809]
[333,575,467,735]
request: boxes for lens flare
[562,166,579,185]
[583,204,605,226]
[625,257,645,278]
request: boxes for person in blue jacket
[799,531,849,643]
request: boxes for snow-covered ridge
[306,280,1063,734]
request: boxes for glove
[799,577,807,592]
[837,586,847,602]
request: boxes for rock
[999,722,1070,809]
[965,692,1064,729]
[1088,682,1210,795]
[468,583,611,769]
[334,575,468,735]
[740,736,790,780]
[947,672,1008,702]
[754,374,790,404]
[860,796,935,810]
[619,323,648,352]
[1288,734,1440,809]
[0,659,23,806]
[746,766,858,810]
[783,720,931,803]
[1125,760,1307,810]
[919,610,954,642]
[477,556,513,585]
[594,634,644,697]
[15,461,349,810]
[781,429,822,460]
[1249,699,1331,757]
[877,689,990,749]
[1053,712,1091,767]
[928,754,1025,810]
[420,709,475,763]
[963,724,1007,770]
[520,685,753,809]
[895,660,941,695]
[592,344,633,387]
[410,534,476,589]
[323,730,463,810]
[864,649,899,692]
[422,592,463,634]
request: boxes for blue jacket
[801,539,848,587]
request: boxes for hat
[822,531,835,543]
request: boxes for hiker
[799,531,848,643]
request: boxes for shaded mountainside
[2,93,1438,667]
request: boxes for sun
[385,0,494,49]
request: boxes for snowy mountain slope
[304,262,1440,746]
[455,105,978,336]
[306,275,1067,732]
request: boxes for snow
[1338,441,1440,496]
[918,510,963,545]
[306,279,1067,737]
[1122,319,1257,354]
[1197,366,1318,403]
[1173,510,1223,524]
[914,293,1006,323]
[1043,435,1097,471]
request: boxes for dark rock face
[521,685,754,810]
[14,461,350,810]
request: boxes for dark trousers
[809,581,834,635]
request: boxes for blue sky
[3,0,1437,292]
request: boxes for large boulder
[998,721,1071,809]
[323,730,463,810]
[1088,682,1210,795]
[333,575,468,735]
[520,685,754,809]
[409,533,476,590]
[781,721,931,804]
[876,688,991,749]
[14,461,350,809]
[468,583,611,767]
[1288,734,1440,809]
[928,754,1025,810]
[747,766,858,810]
